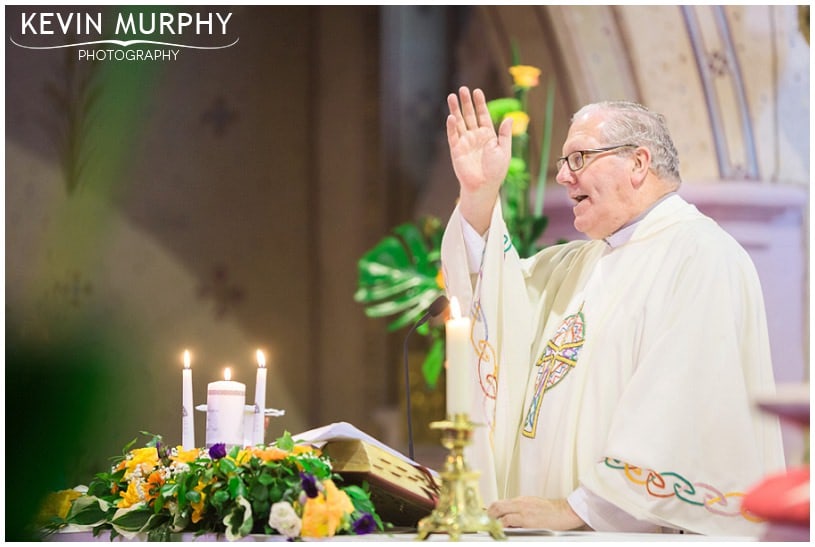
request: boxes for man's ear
[630,146,651,188]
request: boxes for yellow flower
[229,448,252,466]
[122,446,159,477]
[435,270,445,290]
[300,480,354,538]
[252,447,290,462]
[190,479,209,524]
[172,447,199,464]
[293,444,319,456]
[37,489,82,524]
[118,480,143,509]
[504,111,530,136]
[509,65,541,88]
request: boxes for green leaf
[228,476,247,499]
[211,490,230,508]
[354,217,444,332]
[223,496,253,541]
[250,482,268,502]
[275,430,295,451]
[421,336,445,389]
[111,506,153,532]
[486,97,522,126]
[186,490,201,503]
[353,276,424,302]
[66,496,111,527]
[218,458,237,474]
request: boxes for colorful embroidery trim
[603,458,761,522]
[522,309,586,438]
[473,300,498,401]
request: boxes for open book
[292,422,439,528]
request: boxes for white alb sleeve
[459,216,487,274]
[567,486,670,533]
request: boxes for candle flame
[449,296,462,319]
[183,350,191,369]
[224,367,232,381]
[256,349,266,368]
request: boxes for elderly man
[440,87,785,535]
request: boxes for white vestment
[440,194,785,535]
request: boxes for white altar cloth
[47,529,756,542]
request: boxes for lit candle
[182,350,195,449]
[253,349,268,446]
[445,296,472,417]
[205,367,246,447]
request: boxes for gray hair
[573,101,681,185]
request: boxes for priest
[439,86,785,535]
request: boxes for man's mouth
[572,195,588,204]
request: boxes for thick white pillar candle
[182,350,196,449]
[206,367,246,447]
[253,349,268,446]
[445,297,472,417]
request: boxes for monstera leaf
[354,218,443,331]
[354,217,447,387]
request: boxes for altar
[47,528,756,542]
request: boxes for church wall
[4,5,809,486]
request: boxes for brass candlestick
[416,414,505,541]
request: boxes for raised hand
[446,86,513,234]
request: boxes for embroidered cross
[522,308,586,438]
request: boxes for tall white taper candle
[182,349,195,449]
[445,297,472,417]
[253,349,268,446]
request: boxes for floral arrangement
[40,432,384,541]
[485,63,555,258]
[355,60,555,387]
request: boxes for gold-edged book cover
[323,439,439,528]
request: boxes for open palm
[446,87,513,196]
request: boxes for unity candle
[445,296,472,417]
[205,367,246,447]
[252,349,267,446]
[182,350,195,449]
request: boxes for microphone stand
[403,295,448,462]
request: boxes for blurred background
[4,5,810,534]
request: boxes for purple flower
[351,513,377,535]
[300,472,319,498]
[155,441,170,460]
[209,443,227,460]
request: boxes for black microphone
[403,295,449,462]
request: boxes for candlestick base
[416,414,505,541]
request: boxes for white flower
[268,501,302,539]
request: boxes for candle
[445,296,472,417]
[253,349,268,446]
[182,350,195,449]
[205,367,246,447]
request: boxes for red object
[742,466,809,524]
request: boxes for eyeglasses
[556,144,638,172]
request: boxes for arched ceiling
[468,5,809,185]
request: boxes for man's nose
[555,162,574,186]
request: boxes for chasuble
[440,194,785,535]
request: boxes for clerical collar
[604,192,677,248]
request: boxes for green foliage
[354,217,444,331]
[354,217,446,388]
